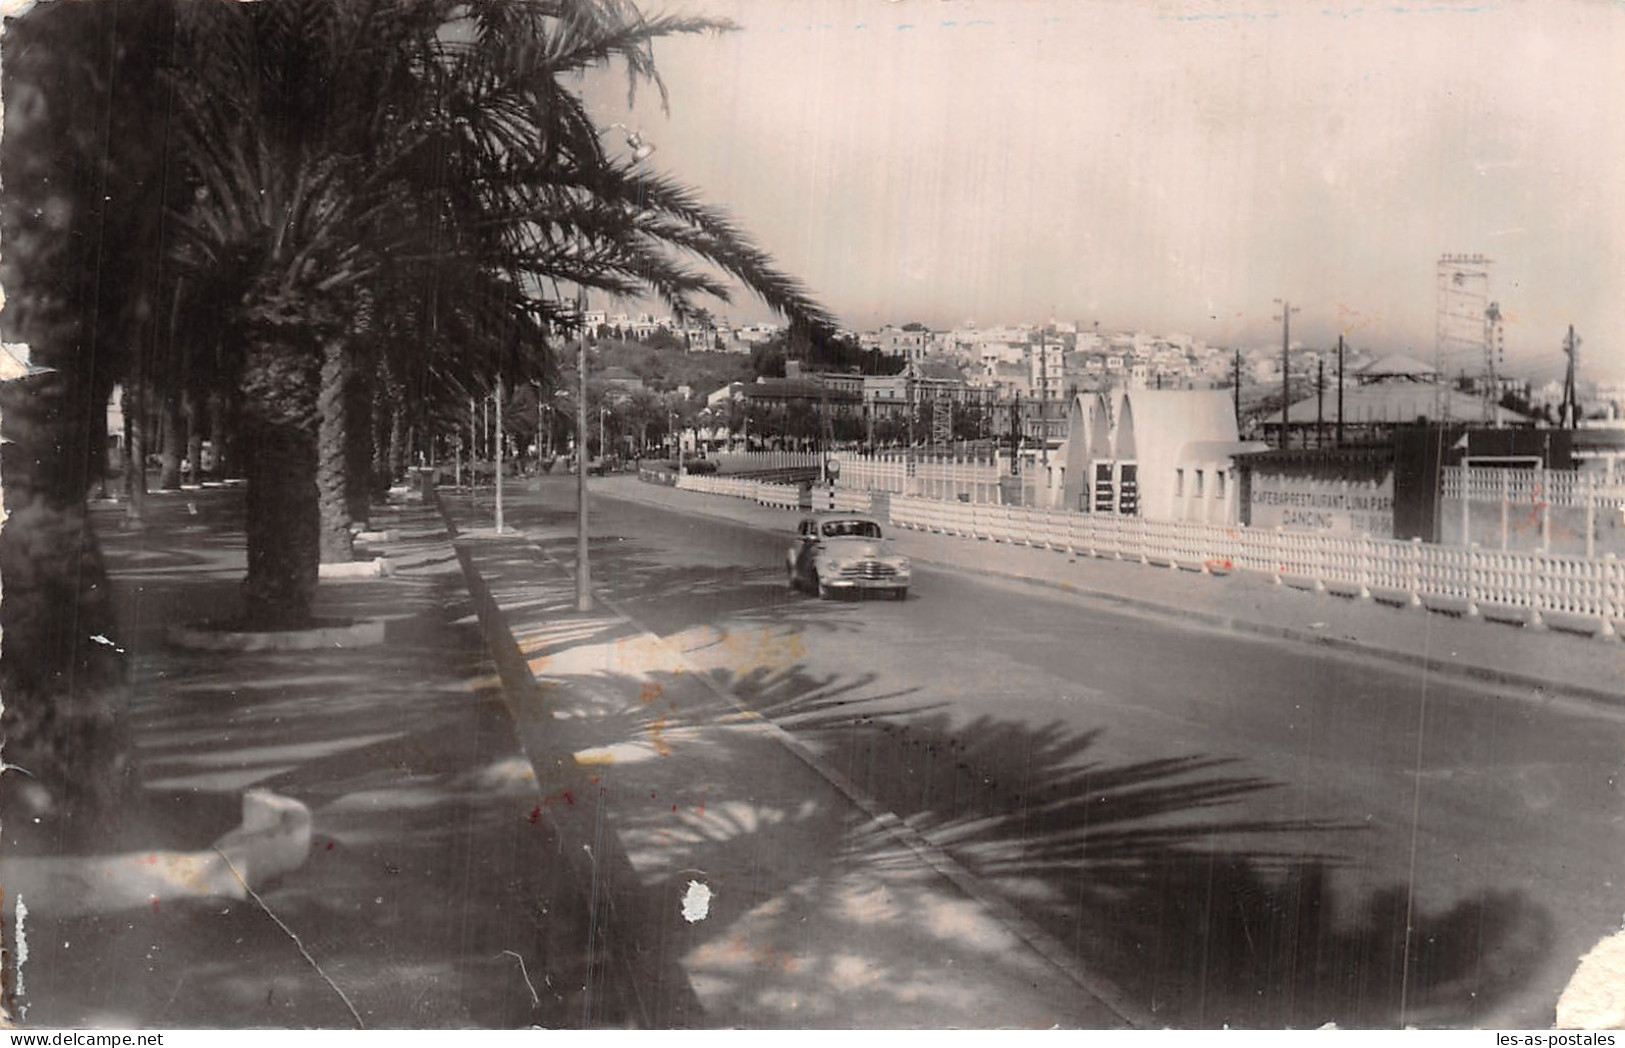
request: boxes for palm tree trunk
[0,368,133,848]
[240,341,320,628]
[122,383,147,522]
[371,362,394,501]
[158,389,184,489]
[208,386,233,480]
[317,336,354,564]
[345,339,375,524]
[388,396,407,482]
[184,386,203,484]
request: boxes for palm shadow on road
[486,492,873,639]
[455,490,1556,1027]
[519,647,1554,1029]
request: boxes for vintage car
[787,512,911,600]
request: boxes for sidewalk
[8,486,620,1029]
[597,477,1625,712]
[441,493,1136,1029]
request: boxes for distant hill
[589,339,756,396]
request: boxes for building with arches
[1058,390,1266,522]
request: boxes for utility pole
[1232,348,1242,426]
[1560,324,1581,428]
[1009,390,1022,477]
[1315,357,1325,449]
[1038,331,1049,471]
[1273,299,1299,449]
[1484,302,1503,426]
[818,381,830,484]
[1336,335,1345,447]
[905,366,916,483]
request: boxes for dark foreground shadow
[518,650,1553,1030]
[15,491,635,1029]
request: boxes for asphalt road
[505,476,1625,1029]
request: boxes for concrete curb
[612,481,1625,713]
[438,506,697,1030]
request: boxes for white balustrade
[675,478,1625,638]
[1443,466,1625,509]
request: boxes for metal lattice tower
[932,393,952,445]
[1434,254,1492,421]
[1482,300,1505,425]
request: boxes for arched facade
[1058,390,1263,521]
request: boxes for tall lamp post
[494,374,504,532]
[575,125,654,613]
[576,290,591,609]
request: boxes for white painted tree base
[0,790,313,918]
[318,557,393,579]
[166,617,386,650]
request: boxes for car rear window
[822,520,881,539]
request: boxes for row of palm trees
[0,0,834,835]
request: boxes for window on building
[1194,470,1205,498]
[1215,471,1226,500]
[1118,463,1140,516]
[1175,469,1185,497]
[1093,462,1114,514]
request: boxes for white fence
[1442,466,1625,509]
[832,453,1001,503]
[889,495,1625,637]
[675,474,873,514]
[673,469,1625,637]
[1441,466,1625,557]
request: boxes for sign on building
[1249,473,1396,536]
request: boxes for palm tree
[159,0,837,627]
[0,0,192,840]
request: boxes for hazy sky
[588,0,1625,380]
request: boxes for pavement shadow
[447,489,1556,1029]
[18,491,626,1030]
[763,688,1554,1029]
[476,496,870,640]
[513,648,1554,1030]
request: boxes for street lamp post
[576,291,591,610]
[494,374,504,532]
